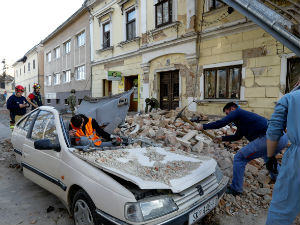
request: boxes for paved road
[0,109,73,225]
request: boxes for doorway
[103,79,112,96]
[125,75,138,111]
[160,70,179,110]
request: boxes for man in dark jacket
[27,83,43,110]
[7,85,29,129]
[68,114,115,148]
[196,102,288,196]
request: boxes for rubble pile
[119,108,279,217]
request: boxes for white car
[11,106,228,225]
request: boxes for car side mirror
[34,139,61,152]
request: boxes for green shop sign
[107,71,122,81]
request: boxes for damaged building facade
[86,0,300,117]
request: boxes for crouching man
[69,114,115,148]
[196,102,288,196]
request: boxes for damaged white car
[11,105,228,225]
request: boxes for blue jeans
[79,137,114,148]
[231,134,288,193]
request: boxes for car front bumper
[95,176,229,225]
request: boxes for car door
[22,110,66,196]
[11,110,39,163]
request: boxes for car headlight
[215,165,224,183]
[125,196,178,222]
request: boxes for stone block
[248,98,277,108]
[200,48,212,57]
[211,44,231,55]
[255,76,280,86]
[266,87,279,98]
[245,87,265,98]
[247,58,256,67]
[255,56,280,67]
[201,38,220,48]
[267,65,281,77]
[242,29,266,41]
[220,33,243,45]
[232,40,254,51]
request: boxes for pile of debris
[118,108,278,217]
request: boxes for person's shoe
[226,186,242,196]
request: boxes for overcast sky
[0,0,84,69]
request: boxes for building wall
[13,45,44,99]
[89,0,296,117]
[43,9,91,110]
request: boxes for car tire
[72,189,101,225]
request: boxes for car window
[31,110,58,142]
[23,111,39,132]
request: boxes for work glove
[266,156,278,174]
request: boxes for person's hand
[19,104,26,108]
[266,156,278,174]
[115,136,122,144]
[196,124,203,131]
[213,136,222,143]
[69,129,77,137]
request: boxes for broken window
[31,111,57,142]
[204,65,241,99]
[155,0,172,28]
[207,0,225,11]
[286,57,300,93]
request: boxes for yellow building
[87,0,299,117]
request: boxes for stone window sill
[96,46,114,53]
[150,21,181,34]
[117,37,140,47]
[195,99,248,104]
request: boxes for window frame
[204,65,242,100]
[54,46,61,59]
[75,65,86,80]
[46,52,52,62]
[63,70,71,83]
[155,0,172,28]
[46,75,52,86]
[102,22,111,49]
[28,62,30,71]
[64,40,71,54]
[53,73,60,85]
[77,31,86,47]
[126,8,136,41]
[33,60,35,69]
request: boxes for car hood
[73,147,217,193]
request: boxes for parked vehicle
[11,106,228,225]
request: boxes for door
[160,70,179,110]
[103,79,112,96]
[125,76,138,111]
[22,110,64,195]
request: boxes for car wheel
[72,189,101,225]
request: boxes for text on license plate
[188,196,218,225]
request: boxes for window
[207,0,224,11]
[54,47,60,59]
[28,62,30,71]
[63,70,71,83]
[77,32,85,47]
[56,99,60,104]
[24,65,25,73]
[64,99,68,105]
[126,9,136,41]
[286,57,300,93]
[75,65,85,80]
[204,65,241,99]
[46,52,51,62]
[46,75,52,86]
[64,40,71,54]
[0,82,5,89]
[103,22,110,48]
[47,99,51,104]
[23,111,39,132]
[28,84,30,93]
[31,111,57,142]
[33,60,35,69]
[16,70,18,77]
[20,68,21,75]
[155,0,172,28]
[53,73,60,85]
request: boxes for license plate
[188,196,218,225]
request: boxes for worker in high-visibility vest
[69,114,115,148]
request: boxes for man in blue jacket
[196,102,288,196]
[7,85,29,129]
